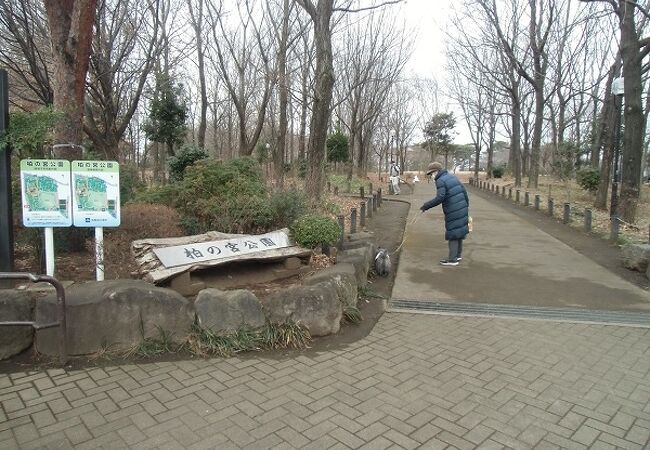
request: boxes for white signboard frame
[152,230,292,268]
[72,160,120,227]
[20,159,72,228]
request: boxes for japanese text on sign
[152,230,292,268]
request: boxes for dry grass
[478,173,650,244]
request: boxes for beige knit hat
[426,162,443,175]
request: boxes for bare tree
[186,0,208,149]
[334,8,411,178]
[294,0,403,200]
[206,0,274,157]
[84,0,161,161]
[579,0,650,222]
[0,0,53,107]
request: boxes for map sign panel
[72,161,120,227]
[20,159,72,227]
[152,230,292,268]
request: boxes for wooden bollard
[327,181,331,193]
[534,194,540,210]
[372,194,377,212]
[377,188,382,206]
[508,188,512,199]
[360,186,364,199]
[360,202,366,227]
[548,198,554,216]
[350,208,357,233]
[516,189,520,203]
[524,191,530,206]
[496,185,500,195]
[585,208,592,232]
[563,203,571,224]
[334,186,339,195]
[337,214,345,249]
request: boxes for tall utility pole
[610,77,624,240]
[0,69,14,285]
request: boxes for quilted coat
[421,170,469,240]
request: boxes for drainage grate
[388,299,650,327]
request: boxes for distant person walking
[420,162,469,266]
[389,160,401,195]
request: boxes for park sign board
[152,230,292,268]
[72,160,120,227]
[20,159,72,227]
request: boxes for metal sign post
[71,161,120,280]
[0,70,14,287]
[19,159,73,276]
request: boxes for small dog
[374,248,391,277]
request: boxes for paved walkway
[2,181,650,449]
[392,182,650,313]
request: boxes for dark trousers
[448,239,463,260]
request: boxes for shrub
[133,183,179,206]
[116,203,183,238]
[291,214,341,248]
[119,163,146,204]
[177,159,269,233]
[269,190,307,228]
[296,158,308,178]
[132,157,308,234]
[168,144,208,181]
[576,167,600,193]
[326,131,349,163]
[491,165,505,178]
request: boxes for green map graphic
[75,175,109,212]
[23,174,61,212]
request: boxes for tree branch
[334,0,403,13]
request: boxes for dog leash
[391,212,421,255]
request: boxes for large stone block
[35,280,193,356]
[264,283,342,337]
[195,288,265,332]
[0,290,34,360]
[621,244,650,272]
[302,263,358,308]
[337,244,374,284]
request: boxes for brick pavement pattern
[1,313,650,449]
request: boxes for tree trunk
[300,0,334,201]
[192,0,208,149]
[44,0,97,160]
[511,98,522,187]
[594,95,615,210]
[618,2,644,222]
[275,0,290,187]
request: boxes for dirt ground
[0,192,410,371]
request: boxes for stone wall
[0,240,377,358]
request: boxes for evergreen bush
[576,167,600,193]
[168,144,208,181]
[291,214,341,248]
[491,165,505,178]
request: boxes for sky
[393,1,474,144]
[397,0,450,79]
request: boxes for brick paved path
[2,313,650,449]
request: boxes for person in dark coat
[419,162,469,266]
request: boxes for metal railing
[0,272,67,365]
